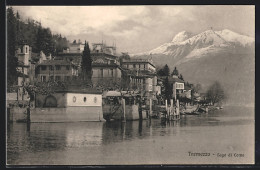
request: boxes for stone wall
[30,106,104,122]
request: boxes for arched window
[84,97,87,102]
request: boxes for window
[100,69,103,78]
[127,64,129,68]
[66,66,70,70]
[41,76,46,82]
[176,83,184,89]
[49,66,54,70]
[55,76,61,81]
[139,64,141,69]
[55,65,61,70]
[83,97,87,102]
[26,47,28,53]
[41,66,47,70]
[111,69,113,77]
[65,76,70,81]
[144,64,146,70]
[133,64,136,68]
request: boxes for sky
[12,5,255,54]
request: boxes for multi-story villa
[35,59,79,82]
[121,58,160,100]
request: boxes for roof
[57,52,82,56]
[36,60,77,66]
[168,76,185,83]
[91,52,118,58]
[122,59,156,68]
[92,63,119,68]
[55,88,102,94]
[103,91,121,97]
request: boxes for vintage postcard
[6,5,255,165]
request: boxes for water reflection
[7,106,254,165]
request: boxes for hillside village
[8,40,202,107]
[6,7,229,123]
[6,6,255,166]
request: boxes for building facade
[35,59,79,82]
[15,44,35,101]
[121,59,159,100]
[168,75,185,100]
[91,47,122,88]
[121,58,156,73]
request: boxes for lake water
[6,106,254,165]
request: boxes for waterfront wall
[66,93,102,107]
[9,107,28,122]
[30,106,104,122]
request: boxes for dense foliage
[157,64,170,76]
[7,7,18,87]
[7,7,69,87]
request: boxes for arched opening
[44,95,57,107]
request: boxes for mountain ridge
[131,29,255,106]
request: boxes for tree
[23,81,67,108]
[163,64,170,76]
[178,74,184,81]
[81,41,92,83]
[53,34,69,54]
[206,81,226,105]
[157,64,170,76]
[119,52,130,65]
[7,7,18,88]
[171,67,179,76]
[36,27,55,55]
[163,76,172,103]
[193,83,202,93]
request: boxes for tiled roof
[36,60,76,66]
[168,76,185,83]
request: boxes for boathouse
[31,89,104,122]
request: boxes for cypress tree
[163,76,172,102]
[81,41,92,82]
[162,64,170,76]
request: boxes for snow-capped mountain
[132,29,255,106]
[133,29,254,62]
[215,29,254,46]
[171,31,192,44]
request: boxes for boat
[183,104,199,114]
[102,91,146,121]
[197,106,209,113]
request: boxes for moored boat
[183,104,199,114]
